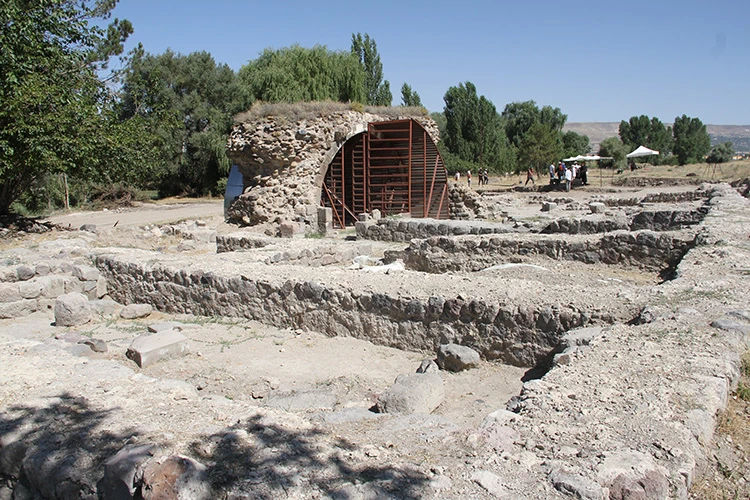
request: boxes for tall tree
[598,137,627,169]
[400,83,423,107]
[706,142,734,165]
[121,49,252,195]
[519,123,563,171]
[239,45,365,104]
[0,0,133,214]
[350,33,392,106]
[442,82,510,171]
[502,101,567,149]
[672,115,711,165]
[562,131,591,158]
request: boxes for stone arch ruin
[321,119,449,228]
[225,105,444,233]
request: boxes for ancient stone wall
[95,254,631,367]
[385,231,697,274]
[225,106,439,234]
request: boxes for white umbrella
[626,145,659,158]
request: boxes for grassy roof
[234,101,429,124]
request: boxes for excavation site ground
[0,180,749,499]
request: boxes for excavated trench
[96,200,701,370]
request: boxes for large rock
[97,444,155,500]
[54,292,92,326]
[436,343,481,372]
[597,450,669,500]
[120,303,153,319]
[376,372,444,414]
[126,330,189,368]
[141,455,212,500]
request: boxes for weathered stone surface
[541,201,557,212]
[141,455,212,500]
[472,470,511,498]
[15,265,35,281]
[120,303,153,319]
[589,202,606,214]
[416,359,439,374]
[597,450,669,500]
[376,373,444,414]
[73,265,100,282]
[18,281,42,299]
[39,275,65,298]
[54,292,92,326]
[126,330,189,368]
[0,283,20,303]
[549,467,604,500]
[78,338,108,353]
[436,343,481,372]
[96,444,154,500]
[89,299,121,319]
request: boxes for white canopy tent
[563,154,613,162]
[626,145,659,158]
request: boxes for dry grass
[689,351,750,499]
[614,159,750,185]
[234,101,428,124]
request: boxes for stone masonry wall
[386,231,697,274]
[95,255,630,368]
[225,108,439,234]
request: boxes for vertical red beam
[422,128,427,217]
[341,140,346,223]
[362,133,368,212]
[408,120,413,215]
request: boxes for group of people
[454,169,489,187]
[548,161,588,191]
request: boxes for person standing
[454,171,460,182]
[525,167,535,186]
[580,162,588,186]
[549,163,556,185]
[467,170,472,187]
[564,165,573,192]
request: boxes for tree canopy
[0,0,133,214]
[706,142,734,165]
[121,49,251,196]
[238,45,365,104]
[598,137,628,169]
[618,115,672,163]
[400,83,423,107]
[351,33,392,106]
[672,114,711,165]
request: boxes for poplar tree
[350,33,392,106]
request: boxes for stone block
[15,265,35,281]
[64,277,84,294]
[376,372,444,414]
[436,343,481,372]
[126,330,190,368]
[0,283,21,303]
[96,276,107,299]
[589,202,606,214]
[40,276,66,298]
[120,303,153,319]
[54,292,92,326]
[89,299,121,319]
[317,206,333,224]
[82,280,98,299]
[541,201,557,212]
[141,455,212,500]
[73,265,100,282]
[0,300,37,319]
[371,209,382,220]
[97,444,155,500]
[18,281,42,299]
[279,221,304,238]
[358,212,371,221]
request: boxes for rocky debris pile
[448,184,499,220]
[225,108,438,233]
[389,229,696,274]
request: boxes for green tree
[562,131,591,158]
[239,45,365,104]
[121,49,252,195]
[706,142,734,165]
[443,82,509,170]
[672,115,711,165]
[598,137,628,169]
[619,115,672,163]
[430,111,447,139]
[519,123,563,171]
[400,83,423,107]
[0,0,133,214]
[351,33,392,106]
[502,101,567,149]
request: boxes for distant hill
[563,123,750,153]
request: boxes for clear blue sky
[111,0,749,124]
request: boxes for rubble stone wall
[225,108,439,234]
[96,255,630,367]
[386,231,697,274]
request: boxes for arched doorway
[321,119,449,228]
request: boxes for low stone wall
[386,231,696,274]
[356,218,513,242]
[215,234,273,253]
[95,255,631,367]
[0,262,107,319]
[541,208,707,234]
